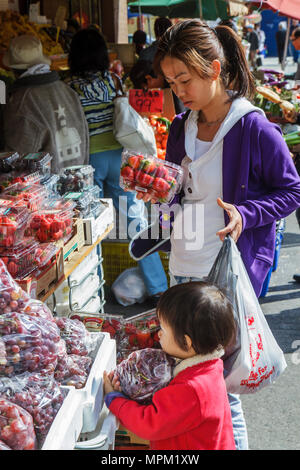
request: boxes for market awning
[248,0,300,21]
[128,0,229,20]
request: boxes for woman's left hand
[216,197,243,242]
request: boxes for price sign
[129,89,164,114]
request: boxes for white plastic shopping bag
[207,236,287,394]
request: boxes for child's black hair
[157,282,236,355]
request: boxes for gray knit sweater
[3,71,89,173]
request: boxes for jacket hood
[185,97,265,160]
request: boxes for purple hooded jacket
[165,110,300,296]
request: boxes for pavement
[104,55,300,450]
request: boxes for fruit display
[54,317,96,357]
[1,182,48,212]
[0,170,42,192]
[0,201,31,248]
[148,115,172,160]
[0,397,36,450]
[0,152,21,173]
[120,150,183,203]
[28,205,74,243]
[58,165,95,194]
[22,153,52,181]
[0,238,58,280]
[0,312,61,376]
[114,348,175,404]
[63,191,92,218]
[0,10,64,56]
[54,353,92,389]
[92,311,160,362]
[0,373,66,446]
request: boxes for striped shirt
[66,71,122,154]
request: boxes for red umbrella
[249,0,300,20]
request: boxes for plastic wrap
[112,267,148,306]
[0,439,11,450]
[120,150,183,203]
[54,353,92,389]
[0,312,61,376]
[55,317,97,356]
[0,372,66,446]
[0,239,58,279]
[114,348,175,404]
[0,259,55,322]
[0,397,36,450]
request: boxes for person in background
[139,17,172,63]
[104,281,236,450]
[129,59,186,115]
[290,19,300,64]
[289,26,300,80]
[218,18,238,33]
[132,19,300,450]
[246,23,259,69]
[132,29,147,57]
[276,22,287,66]
[66,28,168,305]
[2,34,89,173]
[255,23,266,67]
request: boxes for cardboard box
[83,199,114,245]
[116,425,149,446]
[56,218,85,263]
[17,248,64,299]
[138,88,175,122]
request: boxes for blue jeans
[90,149,168,296]
[169,273,249,450]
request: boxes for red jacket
[109,356,235,450]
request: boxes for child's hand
[103,371,122,395]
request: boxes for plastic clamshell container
[120,150,184,203]
[63,191,92,218]
[1,182,48,211]
[29,206,74,243]
[41,174,60,194]
[85,185,101,202]
[41,387,84,450]
[0,238,40,279]
[0,151,21,172]
[63,332,116,433]
[58,165,95,193]
[0,170,42,192]
[0,201,31,247]
[23,152,52,179]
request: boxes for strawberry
[127,155,144,169]
[155,165,169,179]
[152,178,171,193]
[135,171,154,188]
[121,165,135,181]
[141,159,156,174]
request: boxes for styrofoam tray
[64,332,116,433]
[41,387,83,450]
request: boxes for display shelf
[40,223,114,302]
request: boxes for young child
[103,281,236,450]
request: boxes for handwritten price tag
[129,89,164,114]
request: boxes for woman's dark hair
[154,17,172,38]
[129,59,156,89]
[133,29,147,45]
[154,19,255,100]
[68,28,109,75]
[157,281,236,355]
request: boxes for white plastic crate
[41,387,83,450]
[64,332,116,433]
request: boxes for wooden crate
[116,425,149,446]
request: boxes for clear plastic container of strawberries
[120,150,183,203]
[28,198,75,243]
[0,200,31,248]
[1,182,48,212]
